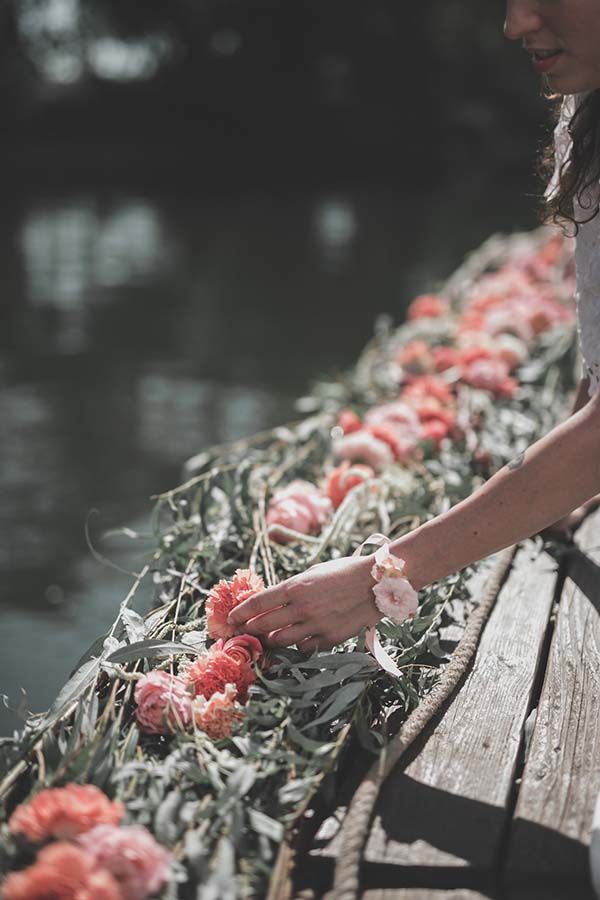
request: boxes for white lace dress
[550,93,600,398]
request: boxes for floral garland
[0,227,577,899]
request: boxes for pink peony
[76,825,171,900]
[406,293,450,320]
[325,461,375,509]
[192,683,244,740]
[266,480,333,544]
[364,400,424,462]
[182,640,256,704]
[133,671,192,736]
[8,784,124,844]
[1,842,123,900]
[206,568,265,640]
[333,430,394,470]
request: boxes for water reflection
[21,200,174,352]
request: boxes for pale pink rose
[1,842,123,900]
[191,682,244,740]
[365,400,421,432]
[76,825,172,900]
[370,544,419,623]
[333,430,394,470]
[134,671,192,736]
[267,480,333,544]
[206,569,265,640]
[8,784,124,844]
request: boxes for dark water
[0,171,538,735]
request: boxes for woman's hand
[226,555,381,654]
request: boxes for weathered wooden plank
[505,509,600,897]
[311,541,557,884]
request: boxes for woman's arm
[228,384,600,652]
[393,382,600,591]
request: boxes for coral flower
[206,568,265,640]
[77,825,172,900]
[432,345,460,372]
[401,375,456,409]
[406,293,450,320]
[222,633,264,667]
[395,340,436,375]
[192,683,244,740]
[325,461,375,509]
[133,671,192,736]
[266,480,333,545]
[460,353,518,398]
[8,784,124,844]
[1,842,123,900]
[183,641,256,704]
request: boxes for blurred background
[1,0,550,734]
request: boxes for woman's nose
[504,0,543,41]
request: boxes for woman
[227,0,600,654]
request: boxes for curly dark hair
[540,88,600,234]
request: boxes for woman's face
[504,0,600,93]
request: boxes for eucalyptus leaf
[105,639,198,664]
[247,808,284,843]
[301,682,365,731]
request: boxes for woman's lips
[530,50,564,74]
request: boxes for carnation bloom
[325,461,375,509]
[8,784,124,844]
[333,430,394,470]
[191,682,244,741]
[1,842,123,900]
[183,640,256,704]
[338,408,363,435]
[76,825,172,900]
[266,480,333,545]
[133,671,192,736]
[406,293,450,320]
[206,568,265,640]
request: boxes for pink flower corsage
[370,542,419,624]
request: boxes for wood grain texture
[505,510,600,893]
[312,541,557,881]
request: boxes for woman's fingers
[240,603,305,637]
[265,623,319,649]
[227,583,290,627]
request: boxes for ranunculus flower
[191,683,244,741]
[338,408,363,434]
[325,461,375,509]
[182,641,256,704]
[1,842,123,900]
[76,825,171,900]
[222,633,264,666]
[333,430,394,470]
[266,480,333,545]
[8,784,124,844]
[206,569,265,640]
[133,671,192,736]
[406,293,450,320]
